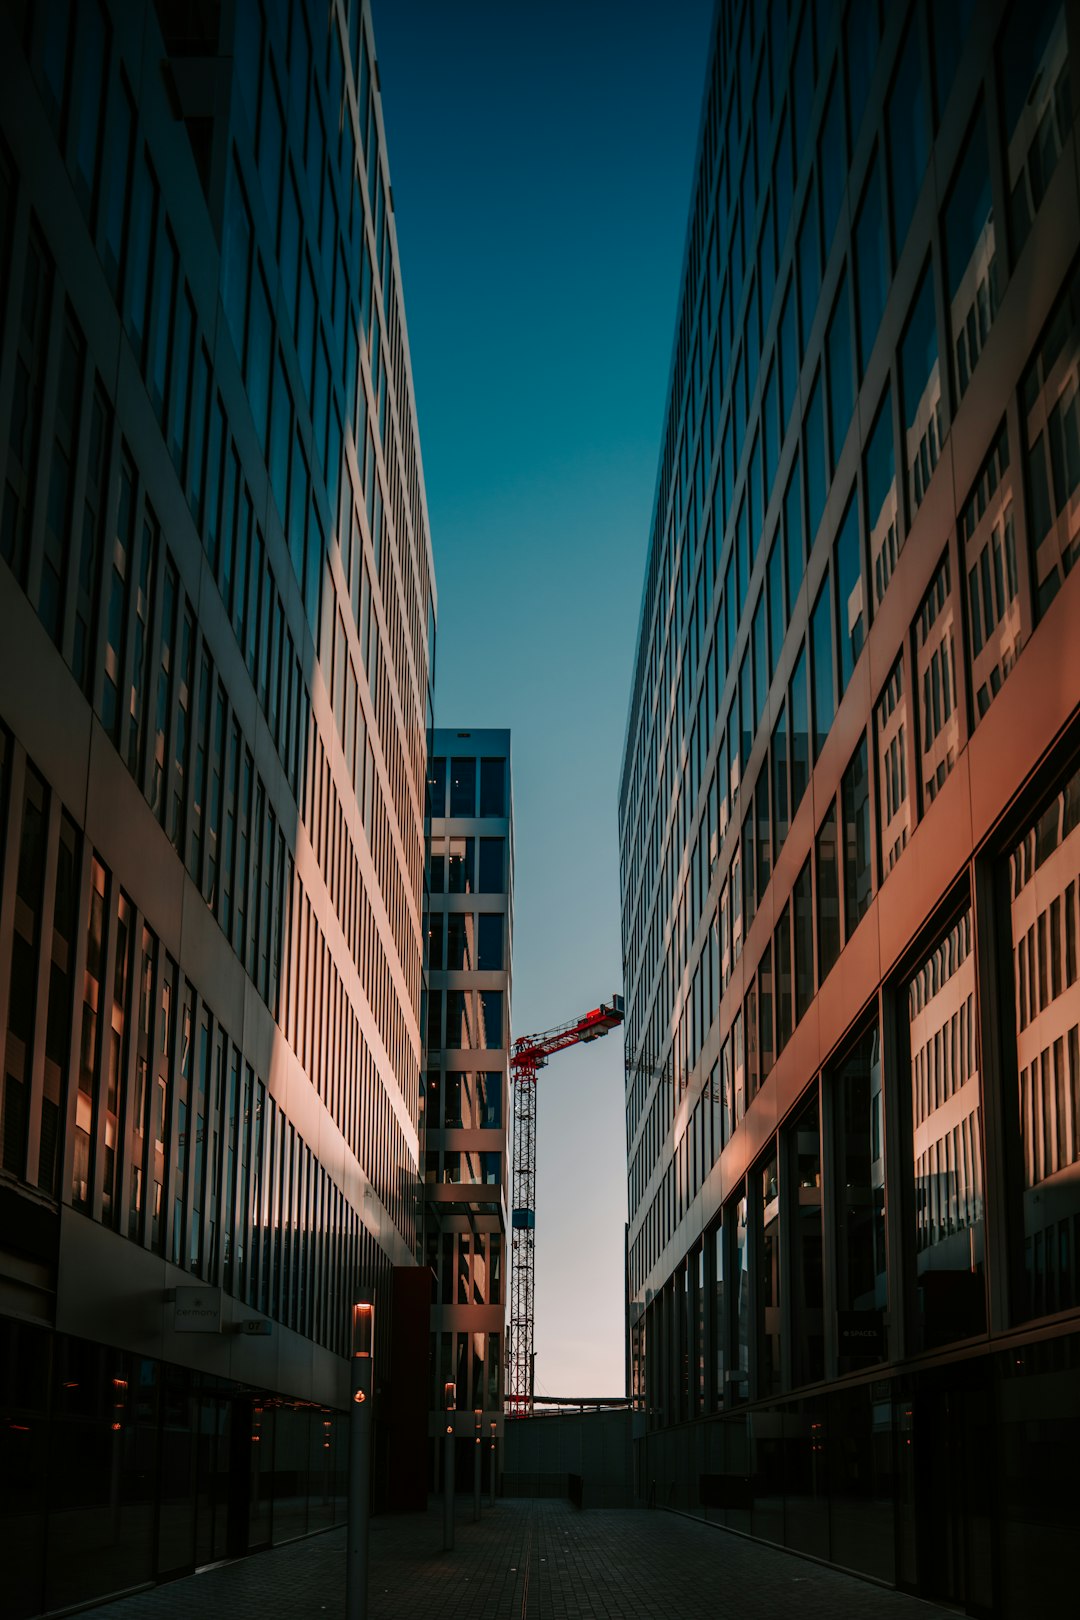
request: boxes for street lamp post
[346,1296,374,1620]
[442,1380,456,1551]
[489,1419,497,1508]
[473,1408,482,1522]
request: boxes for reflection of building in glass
[422,730,512,1490]
[0,2,435,1612]
[618,2,1080,1614]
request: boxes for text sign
[174,1287,222,1333]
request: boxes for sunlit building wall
[0,0,434,1611]
[422,730,513,1488]
[618,1,1080,1613]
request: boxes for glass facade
[422,730,512,1489]
[619,1,1080,1612]
[0,1,435,1609]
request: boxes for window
[845,0,880,151]
[480,757,505,816]
[819,71,846,258]
[854,152,888,377]
[805,370,827,546]
[427,757,447,819]
[447,837,474,894]
[841,733,872,935]
[827,274,854,472]
[789,641,809,814]
[797,178,822,346]
[810,573,834,760]
[900,261,943,517]
[875,654,910,876]
[1020,262,1080,617]
[960,422,1024,723]
[1007,761,1080,1319]
[479,991,502,1049]
[478,838,504,894]
[887,18,928,259]
[477,913,504,971]
[913,551,959,807]
[999,0,1069,256]
[906,909,986,1346]
[831,1026,886,1370]
[816,800,841,980]
[943,110,997,401]
[779,281,799,430]
[793,859,814,1022]
[834,491,865,695]
[784,453,804,616]
[774,905,792,1053]
[865,386,899,610]
[450,757,476,817]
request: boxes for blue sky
[371,0,714,1394]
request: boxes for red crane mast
[506,994,624,1417]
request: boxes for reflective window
[793,858,814,1022]
[426,756,447,819]
[845,0,880,151]
[798,179,822,347]
[906,909,986,1347]
[999,0,1070,257]
[477,913,504,971]
[805,370,827,547]
[1020,263,1080,617]
[827,273,854,472]
[478,991,502,1049]
[841,733,872,935]
[810,572,834,760]
[478,838,504,893]
[780,281,799,430]
[480,757,506,816]
[930,0,976,122]
[784,453,804,616]
[875,653,910,877]
[447,837,475,894]
[759,1154,780,1397]
[817,799,841,981]
[960,421,1025,724]
[791,7,815,162]
[789,640,810,814]
[832,1026,886,1369]
[1008,761,1080,1318]
[834,491,865,695]
[450,757,476,817]
[819,69,846,259]
[943,110,997,402]
[788,1088,824,1385]
[864,386,899,611]
[900,261,943,518]
[854,152,887,378]
[887,18,929,259]
[772,700,789,861]
[913,552,959,808]
[768,530,786,670]
[446,914,471,971]
[775,903,792,1054]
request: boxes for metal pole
[442,1380,456,1552]
[473,1410,481,1522]
[346,1299,374,1620]
[489,1422,497,1508]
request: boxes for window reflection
[788,1090,824,1386]
[865,387,899,611]
[913,552,960,808]
[906,909,987,1348]
[942,109,997,402]
[875,653,910,876]
[1020,264,1080,618]
[960,421,1025,724]
[999,0,1070,257]
[1009,762,1080,1318]
[832,1026,886,1371]
[759,1154,780,1398]
[900,262,943,518]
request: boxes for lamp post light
[442,1380,456,1551]
[489,1419,497,1508]
[473,1408,482,1522]
[346,1296,374,1620]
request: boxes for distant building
[0,1,434,1612]
[619,1,1079,1614]
[423,730,513,1489]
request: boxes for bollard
[346,1298,374,1620]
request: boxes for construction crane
[506,994,625,1418]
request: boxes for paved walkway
[77,1498,952,1619]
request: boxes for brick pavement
[75,1498,954,1619]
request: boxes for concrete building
[422,730,513,1491]
[0,0,435,1611]
[618,2,1080,1615]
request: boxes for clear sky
[371,0,714,1395]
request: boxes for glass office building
[618,1,1079,1613]
[422,730,513,1490]
[0,0,435,1611]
